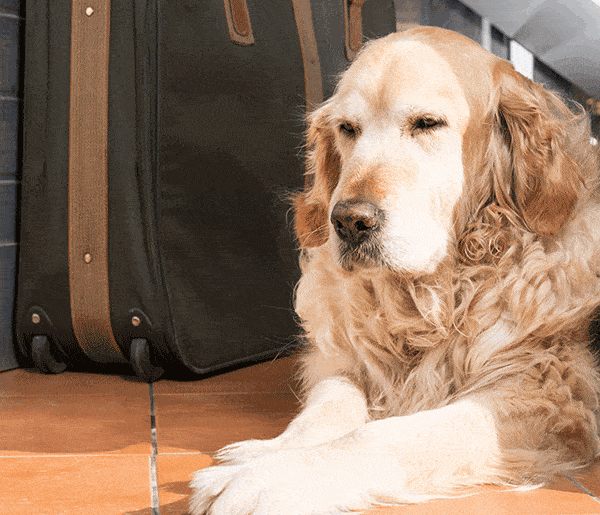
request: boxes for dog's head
[294,27,592,275]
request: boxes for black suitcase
[16,0,396,381]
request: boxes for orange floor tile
[2,356,600,514]
[155,454,214,515]
[154,392,299,454]
[1,455,153,515]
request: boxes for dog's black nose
[330,200,382,244]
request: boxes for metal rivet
[131,316,141,327]
[32,313,40,324]
[84,253,92,264]
[86,7,94,16]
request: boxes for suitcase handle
[224,0,254,45]
[223,0,325,109]
[345,0,367,60]
[292,0,324,110]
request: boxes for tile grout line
[149,383,160,515]
[565,475,600,503]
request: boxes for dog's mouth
[336,238,387,272]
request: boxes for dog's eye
[339,122,358,137]
[412,117,445,132]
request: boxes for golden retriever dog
[190,26,600,514]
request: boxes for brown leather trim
[69,0,127,363]
[224,0,254,46]
[292,0,323,111]
[344,0,366,60]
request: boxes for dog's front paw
[189,446,404,515]
[189,463,246,514]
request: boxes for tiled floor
[2,355,600,515]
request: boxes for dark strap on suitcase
[68,0,126,363]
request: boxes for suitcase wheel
[130,338,164,383]
[31,335,68,374]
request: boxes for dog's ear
[494,67,583,237]
[294,105,341,248]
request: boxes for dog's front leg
[190,398,499,515]
[216,375,369,464]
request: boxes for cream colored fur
[190,26,600,515]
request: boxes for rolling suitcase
[16,0,396,381]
